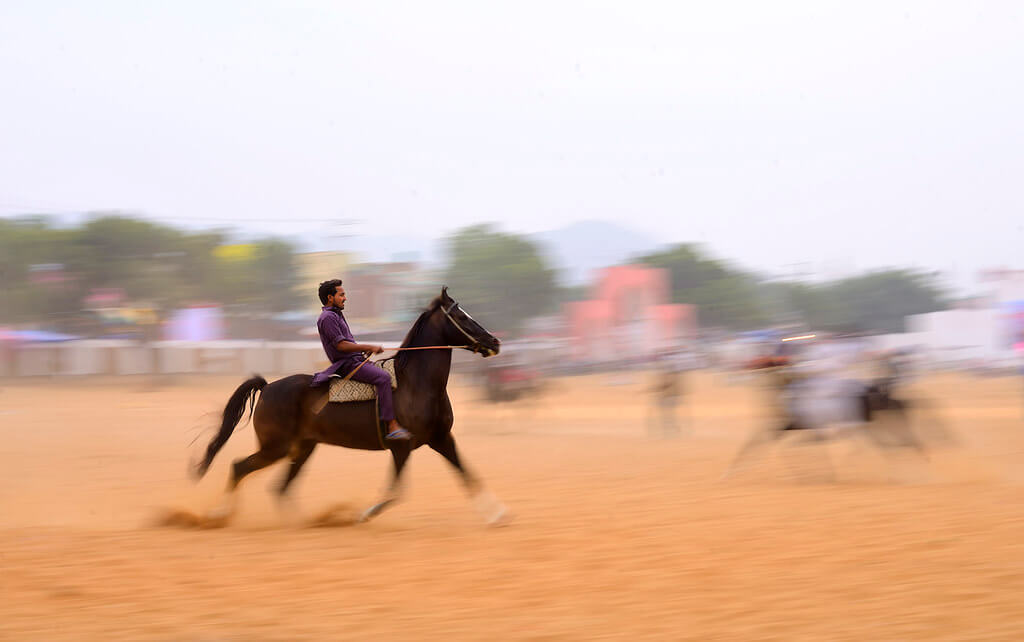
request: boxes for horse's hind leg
[430,433,509,525]
[359,445,411,523]
[206,441,289,523]
[721,424,785,480]
[230,442,289,490]
[278,440,318,496]
[867,403,929,460]
[785,430,836,483]
[891,401,928,459]
[273,440,317,524]
[882,402,932,484]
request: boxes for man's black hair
[318,279,343,305]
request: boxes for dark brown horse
[194,287,509,524]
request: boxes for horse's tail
[193,375,267,479]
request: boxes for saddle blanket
[328,359,398,403]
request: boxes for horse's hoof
[358,499,393,523]
[486,505,512,527]
[276,497,303,527]
[202,510,231,529]
[204,499,235,527]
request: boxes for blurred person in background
[309,279,411,441]
[648,348,689,438]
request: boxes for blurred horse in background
[722,352,932,480]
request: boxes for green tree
[0,214,304,326]
[442,224,557,335]
[774,270,947,333]
[210,238,302,313]
[0,217,80,323]
[635,244,770,329]
[67,215,190,302]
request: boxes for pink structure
[164,306,225,341]
[564,265,696,363]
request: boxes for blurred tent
[164,306,225,341]
[3,329,80,342]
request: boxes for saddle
[328,359,398,403]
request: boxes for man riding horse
[194,286,508,525]
[310,279,411,441]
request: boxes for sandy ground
[2,371,1023,640]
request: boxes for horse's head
[438,286,501,357]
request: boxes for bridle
[441,299,486,352]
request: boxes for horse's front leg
[429,432,510,526]
[359,444,411,523]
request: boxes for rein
[339,344,468,383]
[392,344,468,352]
[312,344,468,415]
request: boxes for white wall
[906,308,1008,363]
[2,340,326,377]
[869,333,928,353]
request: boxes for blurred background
[3,2,1024,640]
[1,204,1022,380]
[2,2,1023,380]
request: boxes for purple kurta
[313,306,360,378]
[310,306,396,421]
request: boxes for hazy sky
[2,1,1022,284]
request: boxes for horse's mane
[396,296,444,370]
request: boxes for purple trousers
[348,362,396,421]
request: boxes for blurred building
[295,251,356,312]
[343,262,438,332]
[27,263,71,284]
[564,265,696,364]
[164,305,225,341]
[887,269,1024,368]
[979,268,1024,305]
[293,251,438,339]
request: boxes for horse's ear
[441,285,450,300]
